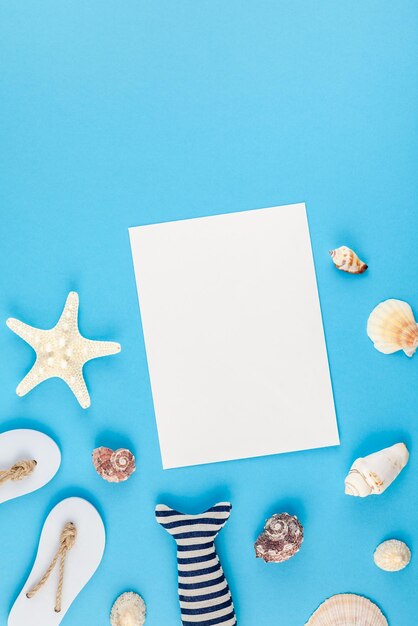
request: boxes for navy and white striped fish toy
[156,501,237,626]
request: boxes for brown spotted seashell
[255,512,304,563]
[329,246,368,274]
[92,447,136,483]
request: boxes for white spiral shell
[345,442,409,497]
[374,539,411,572]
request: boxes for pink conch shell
[329,246,368,274]
[92,447,136,483]
[255,512,304,563]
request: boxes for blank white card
[129,204,339,469]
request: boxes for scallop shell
[367,299,418,357]
[110,592,146,626]
[92,447,136,483]
[329,246,368,274]
[374,539,411,572]
[305,593,388,626]
[255,512,304,563]
[345,442,409,497]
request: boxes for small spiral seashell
[110,591,146,626]
[367,299,418,357]
[374,539,411,572]
[92,447,136,483]
[329,246,368,274]
[255,513,304,563]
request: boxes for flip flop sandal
[8,497,105,625]
[0,429,60,505]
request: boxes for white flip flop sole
[0,430,61,504]
[8,497,105,626]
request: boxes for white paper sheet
[129,203,339,469]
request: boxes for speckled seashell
[345,442,409,497]
[329,246,368,274]
[255,513,304,563]
[110,592,146,626]
[305,593,388,626]
[92,447,136,483]
[367,299,418,357]
[374,539,411,572]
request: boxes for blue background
[0,1,417,624]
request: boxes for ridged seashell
[110,592,146,626]
[255,513,304,563]
[92,447,136,483]
[305,593,388,626]
[329,246,368,274]
[374,539,411,572]
[345,442,409,497]
[367,299,418,357]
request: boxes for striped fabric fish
[156,501,237,626]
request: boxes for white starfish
[7,291,121,409]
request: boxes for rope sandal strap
[26,522,77,613]
[0,459,37,485]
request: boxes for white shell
[345,442,409,497]
[110,592,146,626]
[367,299,418,357]
[329,246,368,274]
[374,539,411,572]
[305,593,388,626]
